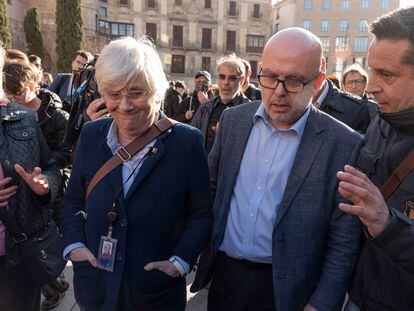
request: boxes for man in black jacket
[175,71,212,123]
[337,6,414,310]
[313,77,373,134]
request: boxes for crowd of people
[0,5,413,311]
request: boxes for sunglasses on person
[218,74,242,82]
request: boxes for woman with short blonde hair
[61,36,211,310]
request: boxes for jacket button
[119,219,127,228]
[22,132,28,137]
[116,253,123,261]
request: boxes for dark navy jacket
[61,117,211,310]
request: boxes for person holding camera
[175,71,213,124]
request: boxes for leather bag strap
[381,149,414,200]
[85,118,177,200]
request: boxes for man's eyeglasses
[105,90,149,102]
[257,70,322,93]
[218,74,241,82]
[344,79,365,87]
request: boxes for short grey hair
[216,53,246,76]
[95,36,168,101]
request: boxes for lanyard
[105,147,153,232]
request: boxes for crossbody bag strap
[381,149,414,200]
[85,118,177,201]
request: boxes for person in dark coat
[0,47,61,311]
[191,54,250,153]
[61,36,211,311]
[313,78,373,133]
[3,60,72,309]
[175,70,213,124]
[241,59,262,101]
[337,6,414,310]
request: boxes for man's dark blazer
[191,101,364,311]
[48,73,72,108]
[61,117,211,310]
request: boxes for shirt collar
[313,80,329,108]
[253,103,311,140]
[106,120,122,154]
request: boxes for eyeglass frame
[103,89,151,102]
[343,79,366,87]
[257,69,322,93]
[217,74,242,82]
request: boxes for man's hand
[0,177,18,207]
[144,260,181,277]
[197,91,208,105]
[337,165,391,238]
[69,247,98,267]
[86,98,109,121]
[185,110,194,120]
[15,164,49,196]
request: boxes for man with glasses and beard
[191,28,363,311]
[191,54,249,154]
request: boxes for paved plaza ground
[51,262,208,311]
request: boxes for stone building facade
[271,0,399,79]
[8,0,273,88]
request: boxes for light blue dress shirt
[63,121,189,274]
[219,103,311,263]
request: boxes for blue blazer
[61,117,211,310]
[191,102,364,311]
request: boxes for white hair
[95,36,168,102]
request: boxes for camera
[64,55,100,145]
[195,80,209,93]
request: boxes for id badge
[97,235,117,272]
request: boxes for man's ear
[29,83,36,92]
[239,75,246,86]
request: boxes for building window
[321,19,329,32]
[98,20,134,37]
[120,0,128,5]
[275,23,279,33]
[335,36,349,52]
[342,0,350,11]
[229,1,237,16]
[359,20,367,32]
[205,0,211,8]
[325,56,329,71]
[147,0,156,8]
[302,19,311,30]
[146,23,157,43]
[353,57,366,68]
[319,36,330,52]
[253,4,261,19]
[99,6,107,17]
[322,0,330,11]
[246,35,265,53]
[171,55,185,73]
[334,58,346,76]
[202,28,212,49]
[250,60,258,78]
[276,8,280,19]
[173,25,183,47]
[175,0,182,5]
[354,36,369,52]
[339,20,348,32]
[304,0,312,11]
[226,30,236,51]
[380,0,388,9]
[361,0,369,11]
[202,56,211,72]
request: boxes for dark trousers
[208,251,276,311]
[0,256,41,311]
